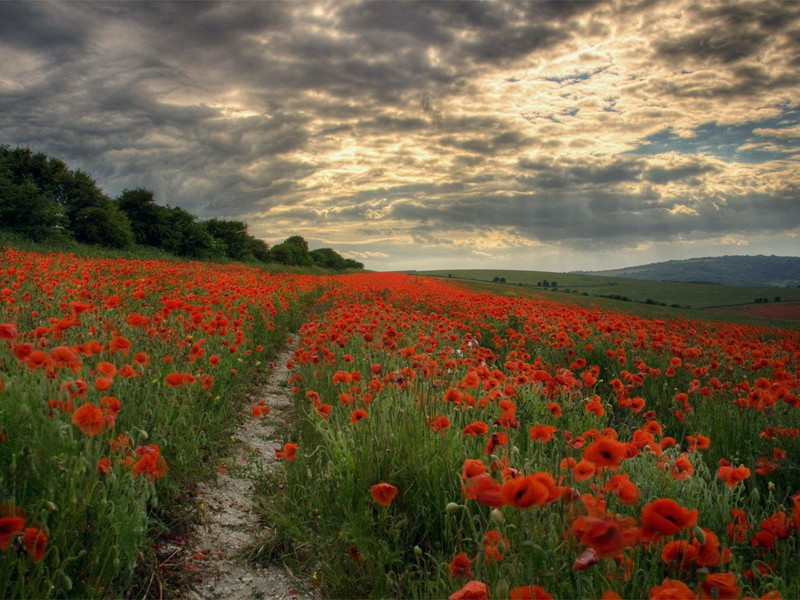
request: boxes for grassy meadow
[416,269,800,311]
[2,246,800,599]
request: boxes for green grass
[0,228,362,276]
[451,279,800,330]
[416,269,800,310]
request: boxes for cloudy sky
[1,1,798,271]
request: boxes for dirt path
[181,338,305,600]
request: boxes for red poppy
[502,474,548,509]
[529,425,557,443]
[22,527,47,562]
[649,578,696,600]
[449,580,489,600]
[350,408,369,424]
[275,442,298,461]
[604,474,640,506]
[72,403,106,436]
[132,445,168,480]
[641,498,698,541]
[572,514,639,557]
[717,460,750,488]
[370,483,398,506]
[0,516,25,550]
[462,421,489,437]
[449,551,474,579]
[510,585,553,600]
[700,573,739,600]
[582,437,627,469]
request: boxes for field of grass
[452,279,800,331]
[417,269,800,313]
[3,247,800,599]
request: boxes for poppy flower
[641,498,698,541]
[449,551,474,579]
[0,516,25,550]
[275,442,298,461]
[22,527,47,562]
[461,459,488,482]
[572,514,640,557]
[0,323,18,340]
[462,421,489,437]
[582,437,627,469]
[370,483,398,506]
[444,387,463,404]
[649,578,696,599]
[700,573,739,599]
[165,372,195,387]
[350,408,369,424]
[604,474,640,506]
[72,403,106,436]
[132,445,168,480]
[529,425,557,443]
[501,475,549,509]
[449,580,489,600]
[510,585,553,600]
[572,460,597,482]
[685,434,710,451]
[463,476,504,507]
[671,454,694,480]
[717,460,750,488]
[661,540,699,571]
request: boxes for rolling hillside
[581,255,800,287]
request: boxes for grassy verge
[0,247,322,597]
[249,273,800,599]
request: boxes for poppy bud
[413,545,423,558]
[491,508,505,525]
[446,502,461,513]
[495,579,509,600]
[61,573,73,591]
[45,501,57,512]
[694,526,706,545]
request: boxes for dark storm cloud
[0,2,89,53]
[384,188,800,249]
[0,0,797,267]
[655,1,799,65]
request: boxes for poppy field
[2,251,800,599]
[0,248,319,597]
[261,273,800,599]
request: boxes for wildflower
[370,483,398,506]
[275,442,298,461]
[449,580,489,600]
[641,498,698,542]
[22,527,47,562]
[72,403,106,436]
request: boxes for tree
[70,205,134,248]
[269,235,313,266]
[0,176,66,241]
[204,219,255,260]
[250,238,270,262]
[117,188,172,247]
[311,247,347,269]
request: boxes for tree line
[0,145,363,270]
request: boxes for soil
[177,338,312,600]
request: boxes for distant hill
[580,256,800,287]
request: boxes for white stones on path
[182,339,311,600]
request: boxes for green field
[412,269,800,329]
[416,268,800,308]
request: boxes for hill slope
[581,255,800,287]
